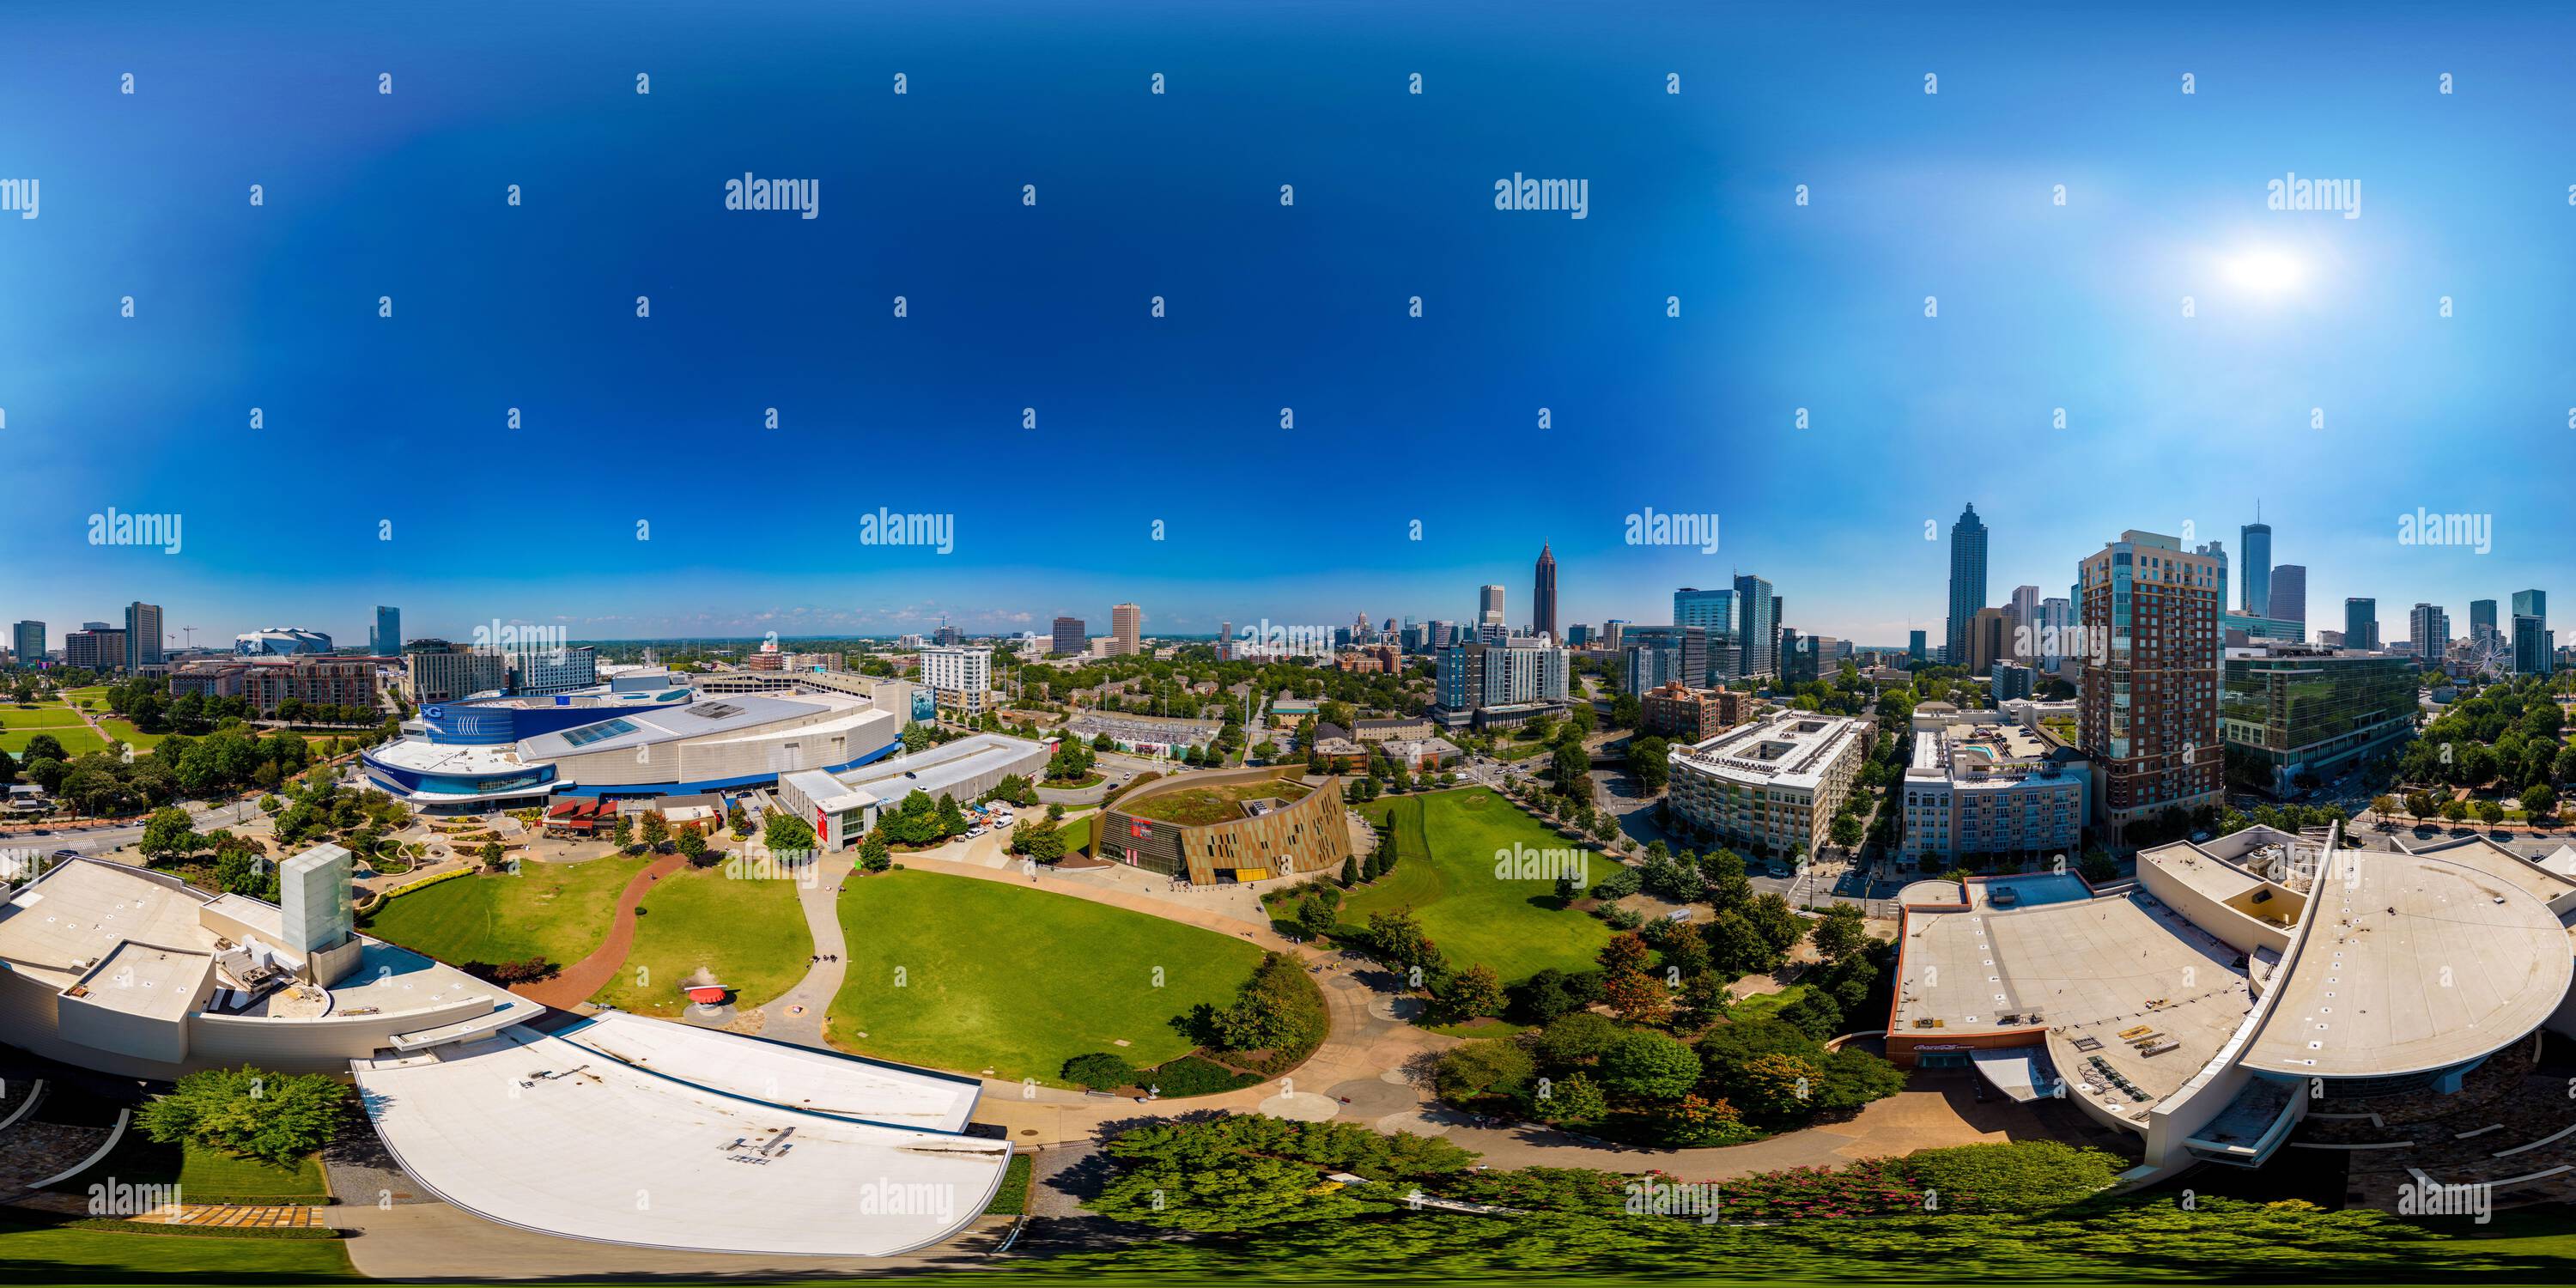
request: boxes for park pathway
[509,853,686,1009]
[755,851,858,1048]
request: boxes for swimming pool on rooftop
[1982,871,2092,908]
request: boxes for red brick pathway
[510,854,686,1009]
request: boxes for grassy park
[176,1142,331,1204]
[365,855,652,970]
[0,722,108,756]
[589,864,812,1016]
[1121,777,1311,825]
[1345,788,1613,983]
[829,868,1267,1084]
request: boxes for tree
[1018,823,1067,863]
[1531,1012,1623,1066]
[2440,799,2470,823]
[478,840,507,872]
[640,811,671,849]
[1602,971,1673,1024]
[1091,1153,1382,1233]
[935,793,970,837]
[676,828,712,866]
[137,1066,350,1167]
[1830,811,1863,848]
[611,813,635,850]
[1599,1030,1702,1103]
[2476,799,2506,826]
[1597,933,1652,979]
[1626,736,1670,794]
[1810,902,1870,964]
[1339,854,1361,887]
[1363,909,1443,980]
[1531,1070,1608,1123]
[137,805,203,862]
[1295,896,1339,940]
[762,811,819,855]
[860,832,893,872]
[2368,794,2399,828]
[2524,784,2557,817]
[1434,1039,1535,1102]
[1063,1051,1139,1091]
[1431,963,1509,1023]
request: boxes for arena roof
[353,1019,1010,1257]
[2240,845,2575,1078]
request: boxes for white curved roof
[353,1018,1011,1257]
[2241,846,2576,1078]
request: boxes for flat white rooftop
[354,1020,1011,1258]
[567,1012,981,1133]
[2242,846,2575,1078]
[1674,712,1867,792]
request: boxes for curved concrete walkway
[510,853,686,1009]
[755,852,858,1048]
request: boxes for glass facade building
[2221,647,2416,795]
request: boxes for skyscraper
[1531,543,1558,643]
[373,605,401,657]
[2269,565,2306,624]
[2077,530,2225,839]
[1110,604,1141,656]
[2240,516,2272,617]
[1478,584,1506,628]
[1907,629,1926,663]
[2470,598,2500,645]
[1052,616,1085,656]
[2343,598,2378,652]
[2409,603,2450,665]
[2512,589,2551,675]
[1734,574,1776,677]
[2008,585,2041,659]
[124,601,163,672]
[10,620,42,668]
[1945,503,1988,667]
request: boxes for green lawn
[0,723,108,756]
[0,1219,355,1282]
[99,717,166,751]
[1729,983,1811,1022]
[591,864,812,1016]
[829,868,1267,1084]
[1345,788,1613,984]
[0,703,86,728]
[366,855,650,970]
[178,1143,329,1203]
[1057,814,1092,854]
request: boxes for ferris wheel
[2463,635,2516,680]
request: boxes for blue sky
[3,1,2570,647]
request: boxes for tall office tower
[2343,598,2378,651]
[1771,595,1788,678]
[1945,502,1989,667]
[2038,597,2074,669]
[1908,629,1927,662]
[65,627,125,671]
[1967,607,2009,674]
[2077,530,2225,840]
[1531,543,1558,643]
[2513,589,2551,675]
[2240,517,2272,617]
[1217,619,1233,661]
[10,620,42,668]
[2008,585,2042,659]
[2470,598,2500,646]
[1621,625,1709,691]
[2409,604,2450,665]
[124,601,163,672]
[1734,574,1777,677]
[373,605,401,657]
[1478,584,1506,628]
[2269,565,2306,624]
[1673,586,1735,633]
[1425,619,1455,651]
[1111,603,1141,655]
[1052,616,1085,657]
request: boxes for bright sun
[2225,250,2306,295]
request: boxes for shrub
[1063,1052,1139,1091]
[137,1067,350,1166]
[1147,1054,1261,1097]
[1598,1030,1701,1103]
[1435,1039,1536,1103]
